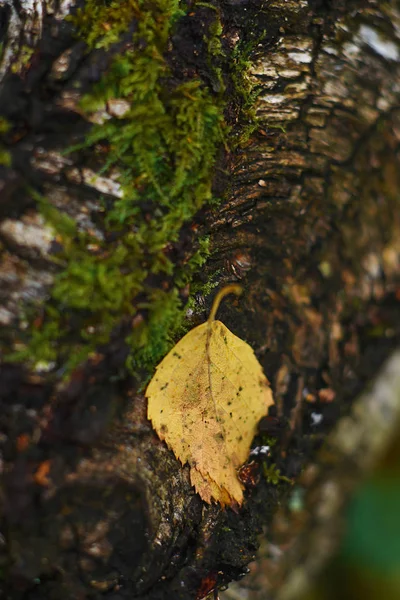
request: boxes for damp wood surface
[0,1,400,599]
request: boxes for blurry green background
[306,432,400,600]
[221,427,400,600]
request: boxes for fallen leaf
[34,460,51,487]
[146,285,274,506]
[196,571,218,600]
[16,433,30,452]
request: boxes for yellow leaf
[145,285,274,506]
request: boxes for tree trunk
[0,1,399,599]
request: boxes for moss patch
[11,0,261,378]
[0,117,11,166]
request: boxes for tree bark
[0,1,400,599]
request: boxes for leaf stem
[207,284,243,324]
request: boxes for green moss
[10,0,260,379]
[262,462,292,486]
[70,0,185,50]
[127,288,182,373]
[10,307,68,366]
[10,45,34,74]
[229,36,264,149]
[0,148,11,166]
[200,3,225,93]
[0,117,10,134]
[9,1,224,375]
[0,118,11,166]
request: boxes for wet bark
[0,1,400,599]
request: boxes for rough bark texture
[0,1,400,599]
